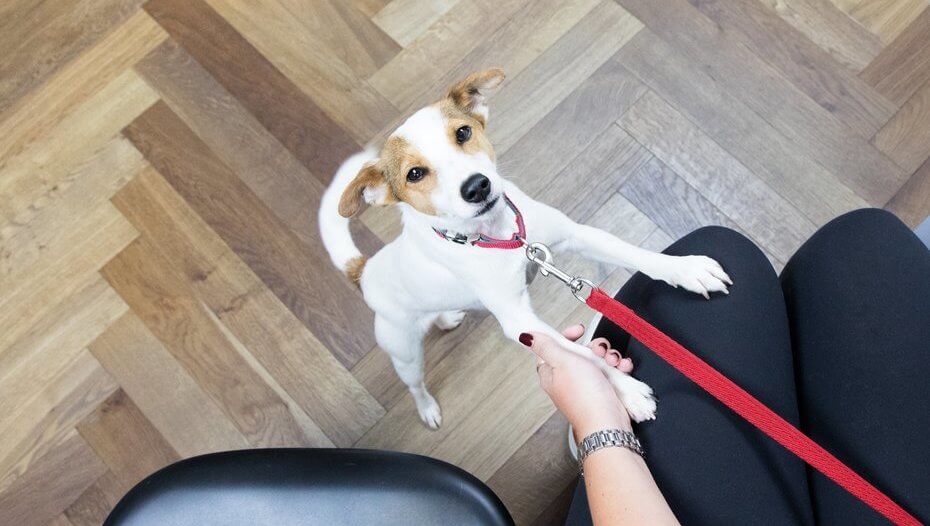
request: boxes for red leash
[586,287,921,526]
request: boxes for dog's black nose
[461,173,491,203]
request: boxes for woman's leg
[566,226,814,525]
[781,208,930,524]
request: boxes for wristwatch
[577,428,644,470]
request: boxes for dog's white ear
[447,68,505,124]
[338,161,393,217]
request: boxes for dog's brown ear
[447,68,505,123]
[338,161,392,217]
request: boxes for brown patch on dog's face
[378,136,438,216]
[438,99,496,162]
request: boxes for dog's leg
[564,222,732,298]
[374,314,442,429]
[482,292,657,421]
[434,310,466,331]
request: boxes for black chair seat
[104,448,514,526]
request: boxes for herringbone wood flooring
[1,0,929,524]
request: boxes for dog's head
[339,69,506,223]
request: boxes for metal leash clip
[524,241,596,303]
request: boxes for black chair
[104,448,514,525]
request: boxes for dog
[320,69,731,429]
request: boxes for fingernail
[519,333,533,347]
[598,342,608,350]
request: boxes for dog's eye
[455,125,472,144]
[407,167,428,182]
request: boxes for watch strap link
[577,428,644,467]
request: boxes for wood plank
[113,167,384,446]
[123,101,376,367]
[391,0,601,114]
[0,431,107,526]
[620,156,784,268]
[0,0,143,117]
[616,30,872,218]
[860,8,930,106]
[489,1,643,153]
[77,389,179,488]
[133,40,381,256]
[1,137,143,285]
[89,313,251,457]
[501,57,647,199]
[372,0,459,46]
[203,0,398,141]
[143,0,359,182]
[368,0,529,109]
[0,10,165,163]
[101,236,314,447]
[758,0,882,71]
[690,0,895,137]
[0,69,157,224]
[487,413,576,526]
[873,79,930,174]
[351,0,392,17]
[278,0,401,76]
[616,0,907,202]
[545,124,652,222]
[886,156,930,227]
[47,515,75,526]
[64,471,124,526]
[0,201,137,352]
[850,0,928,44]
[0,350,116,494]
[0,277,125,425]
[621,156,747,240]
[619,90,817,262]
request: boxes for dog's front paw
[657,255,732,299]
[620,379,657,422]
[605,368,657,422]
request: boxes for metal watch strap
[577,428,644,468]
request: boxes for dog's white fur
[320,70,731,429]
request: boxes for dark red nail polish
[599,342,608,350]
[519,333,533,346]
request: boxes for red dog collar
[432,194,526,249]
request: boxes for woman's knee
[783,208,924,280]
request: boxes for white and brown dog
[320,69,731,429]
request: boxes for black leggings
[565,209,930,525]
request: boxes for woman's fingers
[589,337,610,357]
[605,349,621,367]
[560,323,585,342]
[619,357,634,373]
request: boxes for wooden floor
[1,0,929,524]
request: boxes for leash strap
[586,287,921,525]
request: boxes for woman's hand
[520,325,635,438]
